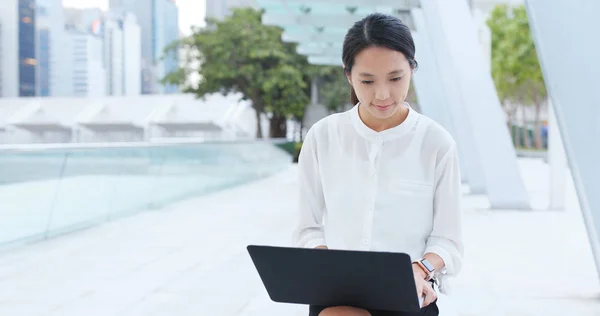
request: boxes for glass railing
[0,140,293,248]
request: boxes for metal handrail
[0,137,293,152]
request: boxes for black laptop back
[247,245,421,312]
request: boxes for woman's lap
[308,302,439,316]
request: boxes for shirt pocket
[388,179,434,198]
[383,178,435,232]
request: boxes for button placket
[363,144,380,250]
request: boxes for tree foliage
[486,4,547,149]
[162,8,310,138]
[318,66,352,113]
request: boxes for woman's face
[346,46,413,121]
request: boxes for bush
[293,142,303,163]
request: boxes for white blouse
[292,103,464,293]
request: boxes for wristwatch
[413,258,435,281]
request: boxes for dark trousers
[308,301,438,316]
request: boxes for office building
[154,0,179,94]
[0,0,36,97]
[64,7,104,31]
[36,0,68,97]
[64,29,106,97]
[64,7,142,97]
[109,0,179,95]
[37,10,50,96]
[19,0,36,97]
[103,12,142,96]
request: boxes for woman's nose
[375,86,390,101]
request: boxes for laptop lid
[247,245,421,312]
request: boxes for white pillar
[526,0,600,280]
[547,99,566,209]
[411,9,482,188]
[421,0,530,209]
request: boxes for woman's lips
[373,103,393,111]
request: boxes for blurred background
[0,0,598,315]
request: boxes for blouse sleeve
[292,127,327,249]
[424,142,464,276]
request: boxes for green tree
[162,8,310,138]
[317,66,351,113]
[487,4,547,149]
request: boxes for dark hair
[342,13,418,105]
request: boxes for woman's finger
[415,281,423,300]
[423,284,437,307]
[422,291,431,307]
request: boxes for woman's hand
[319,306,371,316]
[412,265,437,308]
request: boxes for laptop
[247,245,422,312]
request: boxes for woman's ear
[344,66,353,86]
[412,58,418,73]
[346,73,353,86]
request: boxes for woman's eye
[361,77,402,84]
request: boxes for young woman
[293,13,464,316]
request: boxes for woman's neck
[358,103,410,133]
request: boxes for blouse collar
[350,102,420,143]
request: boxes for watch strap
[413,258,434,281]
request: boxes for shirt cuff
[424,244,455,276]
[296,232,327,249]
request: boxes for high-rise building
[103,12,142,96]
[36,0,68,97]
[19,0,36,97]
[0,0,36,98]
[37,11,50,97]
[64,7,142,97]
[64,29,106,97]
[109,0,179,95]
[103,16,124,96]
[121,13,142,96]
[64,7,104,31]
[205,0,258,20]
[154,0,179,94]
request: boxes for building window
[38,6,48,16]
[22,58,37,66]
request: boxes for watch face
[421,259,435,272]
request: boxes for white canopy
[257,0,420,65]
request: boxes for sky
[62,0,206,35]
